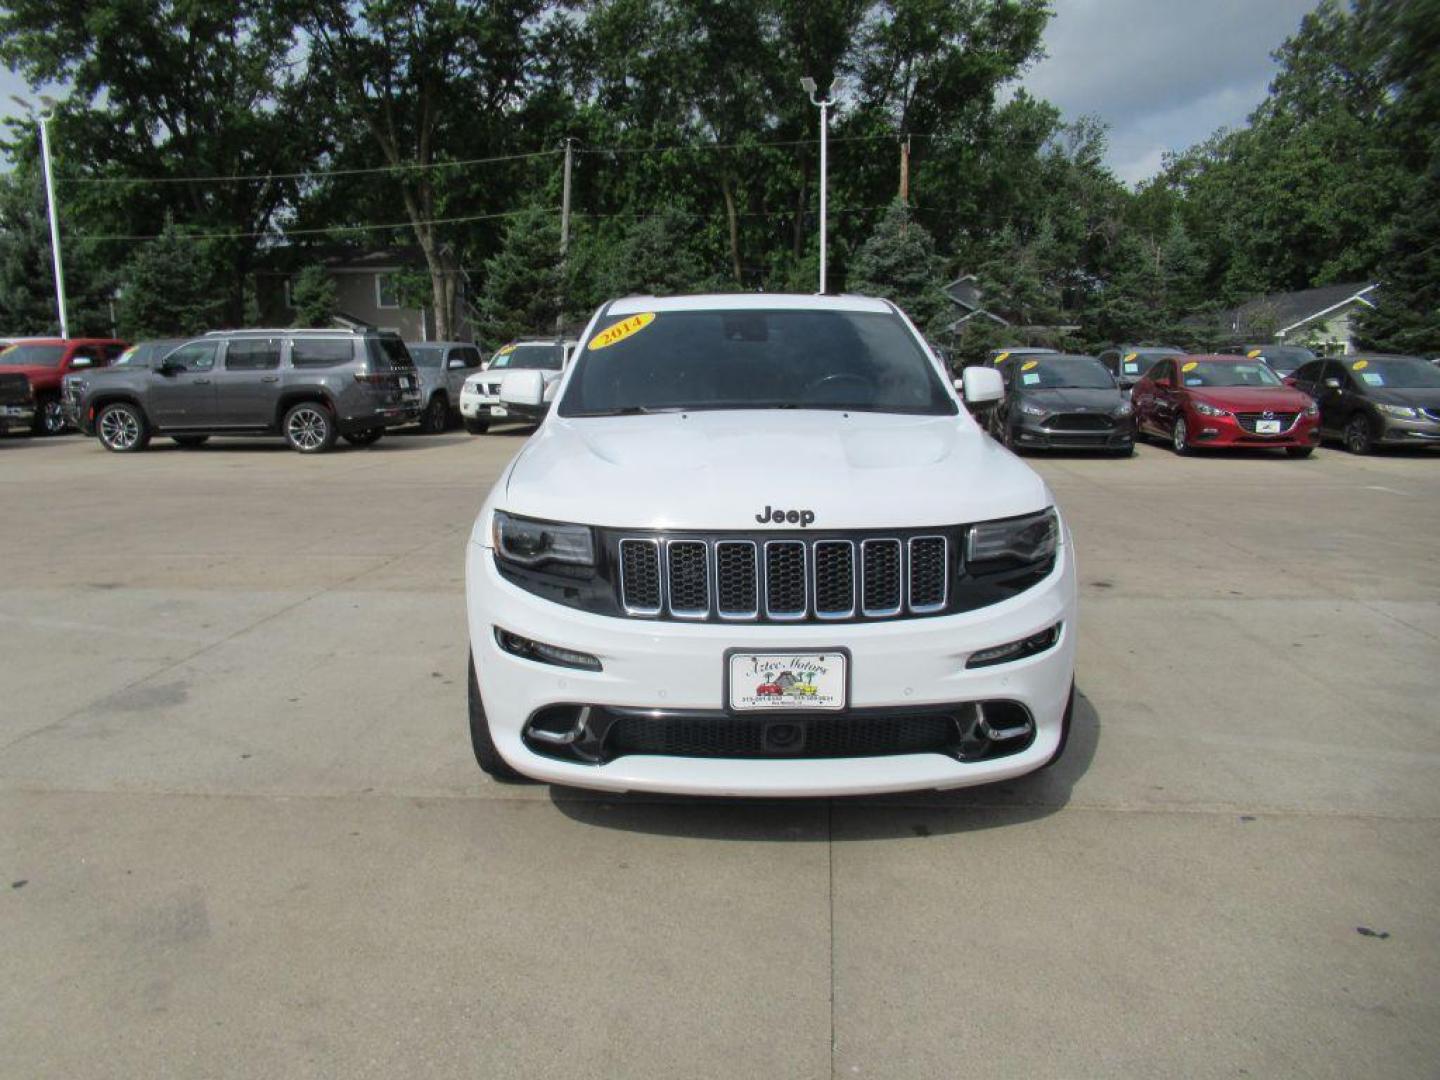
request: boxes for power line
[76,207,553,243]
[58,148,563,187]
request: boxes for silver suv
[405,341,484,434]
[66,328,422,453]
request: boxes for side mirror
[499,369,546,408]
[447,356,466,370]
[157,359,181,376]
[1323,377,1342,390]
[961,366,1004,409]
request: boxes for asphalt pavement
[2,427,1437,1079]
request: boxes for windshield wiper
[569,405,687,417]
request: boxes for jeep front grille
[616,531,953,623]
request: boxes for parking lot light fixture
[802,77,835,294]
[10,94,69,339]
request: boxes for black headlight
[492,511,595,568]
[966,509,1058,567]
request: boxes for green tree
[597,209,708,298]
[476,204,563,345]
[847,200,950,332]
[289,265,337,328]
[1354,157,1440,353]
[117,220,223,338]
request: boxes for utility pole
[899,135,910,235]
[801,78,835,294]
[556,137,572,336]
[12,95,69,338]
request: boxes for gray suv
[66,328,422,453]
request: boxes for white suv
[464,294,1077,796]
[460,339,575,433]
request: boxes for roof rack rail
[204,327,365,336]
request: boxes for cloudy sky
[3,0,1321,184]
[1022,0,1321,184]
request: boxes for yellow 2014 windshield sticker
[1352,359,1369,370]
[588,312,655,351]
[995,351,1011,363]
[1247,349,1263,358]
[1021,360,1039,371]
[1182,361,1199,372]
[1123,352,1138,362]
[496,344,516,356]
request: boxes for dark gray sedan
[989,354,1136,455]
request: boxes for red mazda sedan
[1131,354,1321,457]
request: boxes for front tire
[343,427,384,447]
[33,396,67,436]
[96,402,151,453]
[1172,416,1191,455]
[1344,414,1374,455]
[463,417,489,435]
[468,652,525,782]
[419,395,449,434]
[282,402,337,453]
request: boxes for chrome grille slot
[764,541,807,619]
[861,539,902,616]
[715,541,759,618]
[908,536,948,612]
[666,540,709,617]
[812,540,855,618]
[619,539,661,615]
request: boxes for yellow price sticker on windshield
[1181,361,1199,372]
[1246,349,1263,358]
[1123,352,1138,362]
[1021,360,1039,371]
[995,351,1011,363]
[496,344,516,356]
[1352,359,1368,370]
[588,312,655,351]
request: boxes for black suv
[66,329,422,453]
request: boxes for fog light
[965,623,1061,669]
[495,627,602,671]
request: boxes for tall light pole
[801,77,834,294]
[11,95,69,339]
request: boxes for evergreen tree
[117,219,224,338]
[476,204,563,345]
[1354,157,1440,354]
[846,200,950,333]
[598,209,708,299]
[289,265,338,328]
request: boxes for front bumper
[1186,410,1319,448]
[461,393,506,420]
[1011,416,1134,451]
[1375,414,1440,445]
[465,535,1078,796]
[2,403,36,432]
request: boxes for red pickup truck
[0,338,128,435]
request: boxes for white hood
[498,410,1053,531]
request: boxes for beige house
[254,245,473,342]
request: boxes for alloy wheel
[1172,417,1188,454]
[99,407,141,450]
[287,407,329,451]
[1345,416,1371,454]
[41,400,66,435]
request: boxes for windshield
[409,346,443,369]
[1181,361,1282,388]
[1015,357,1115,390]
[559,309,956,417]
[1349,357,1440,388]
[490,344,564,371]
[0,344,65,367]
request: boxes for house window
[376,273,400,309]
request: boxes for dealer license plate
[1255,419,1282,434]
[490,405,508,417]
[728,651,847,712]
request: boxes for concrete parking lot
[2,429,1437,1079]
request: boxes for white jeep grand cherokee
[465,294,1077,796]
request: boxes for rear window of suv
[292,338,355,368]
[366,336,414,370]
